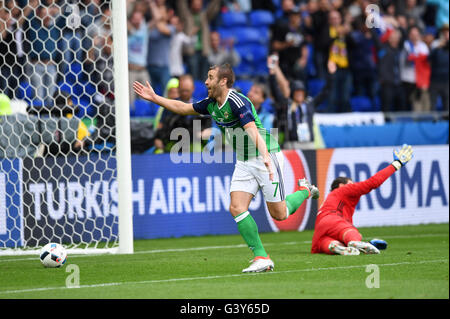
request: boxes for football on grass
[39,243,67,268]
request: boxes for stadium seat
[220,11,247,27]
[234,80,253,95]
[261,98,275,114]
[17,81,34,101]
[133,99,159,117]
[72,83,84,96]
[64,62,85,85]
[350,96,373,112]
[72,96,94,117]
[235,43,268,63]
[218,26,265,45]
[258,27,270,43]
[232,27,261,44]
[70,62,82,75]
[83,83,97,96]
[59,82,73,95]
[305,44,317,78]
[249,10,274,27]
[31,99,44,107]
[193,81,208,101]
[436,96,443,111]
[252,60,269,77]
[234,62,253,77]
[373,95,381,112]
[217,28,235,42]
[307,78,325,97]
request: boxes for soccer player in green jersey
[133,64,319,273]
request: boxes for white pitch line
[0,259,447,295]
[0,232,448,263]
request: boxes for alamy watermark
[365,4,382,29]
[168,120,279,164]
[365,264,380,288]
[65,264,80,288]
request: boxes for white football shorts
[230,151,285,202]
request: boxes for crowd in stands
[124,0,449,151]
[0,0,449,154]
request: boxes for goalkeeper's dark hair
[330,177,352,191]
[210,63,235,88]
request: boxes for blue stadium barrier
[320,121,449,148]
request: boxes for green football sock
[285,189,310,216]
[234,211,267,258]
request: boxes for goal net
[0,0,133,255]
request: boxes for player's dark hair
[330,177,352,191]
[210,63,235,88]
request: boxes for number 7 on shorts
[272,182,279,197]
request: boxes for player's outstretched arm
[133,81,198,115]
[342,144,414,197]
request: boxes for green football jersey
[193,89,280,161]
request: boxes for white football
[39,243,67,268]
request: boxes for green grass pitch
[0,223,448,299]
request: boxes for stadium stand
[0,0,448,153]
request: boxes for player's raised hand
[133,81,156,102]
[393,144,413,167]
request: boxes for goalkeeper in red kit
[311,144,414,255]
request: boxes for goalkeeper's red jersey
[316,164,397,225]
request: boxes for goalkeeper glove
[392,144,413,170]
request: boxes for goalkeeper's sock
[285,189,310,218]
[235,211,268,258]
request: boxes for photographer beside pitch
[134,64,319,273]
[311,144,414,255]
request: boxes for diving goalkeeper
[311,144,414,255]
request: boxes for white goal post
[112,0,134,255]
[0,0,133,256]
